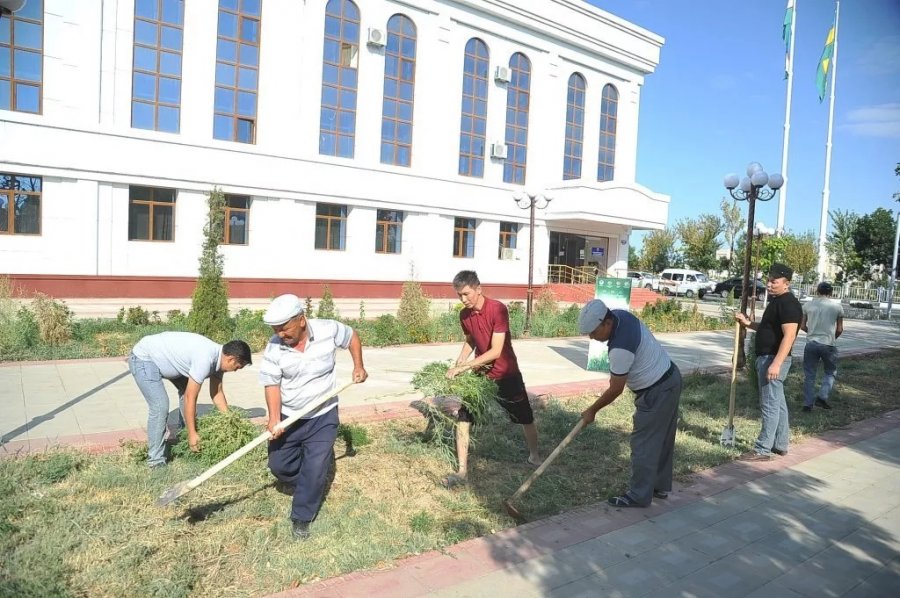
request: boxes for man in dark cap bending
[734,263,803,461]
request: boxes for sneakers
[739,452,773,462]
[772,448,788,456]
[149,461,167,470]
[815,398,832,410]
[274,481,295,496]
[802,405,812,412]
[291,519,311,540]
[653,490,669,499]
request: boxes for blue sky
[586,0,900,249]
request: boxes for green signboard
[587,277,632,372]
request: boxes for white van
[658,269,714,299]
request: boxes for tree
[639,229,677,273]
[628,245,639,269]
[783,232,818,283]
[675,213,724,272]
[720,198,745,273]
[894,163,899,203]
[188,187,231,341]
[852,207,896,279]
[825,209,860,281]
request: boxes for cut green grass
[1,349,897,597]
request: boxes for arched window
[597,84,618,182]
[503,52,531,185]
[380,14,416,166]
[563,73,585,180]
[458,38,489,178]
[319,0,360,158]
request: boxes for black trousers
[267,407,339,522]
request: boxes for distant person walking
[129,332,252,468]
[801,282,844,411]
[578,299,683,507]
[735,263,802,461]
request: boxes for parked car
[626,271,659,290]
[658,269,714,299]
[713,277,767,300]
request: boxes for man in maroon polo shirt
[444,270,541,487]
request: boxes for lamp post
[724,163,784,368]
[514,190,553,335]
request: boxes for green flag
[816,24,836,102]
[782,0,794,78]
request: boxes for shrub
[371,314,403,346]
[398,279,431,343]
[316,284,337,319]
[507,301,525,338]
[123,306,150,326]
[0,306,40,357]
[31,293,74,346]
[95,332,133,357]
[534,287,559,317]
[428,308,464,343]
[305,296,314,315]
[232,308,270,352]
[167,309,188,326]
[188,187,231,342]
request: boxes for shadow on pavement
[478,433,900,596]
[0,370,130,445]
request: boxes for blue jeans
[754,355,792,456]
[128,354,187,466]
[803,341,838,406]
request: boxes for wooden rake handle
[726,322,741,428]
[159,381,354,504]
[508,419,585,503]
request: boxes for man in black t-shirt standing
[735,263,803,461]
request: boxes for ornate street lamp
[514,190,553,335]
[724,162,783,367]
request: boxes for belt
[633,362,676,394]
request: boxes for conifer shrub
[188,187,231,342]
[316,284,337,319]
[398,279,432,344]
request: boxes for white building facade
[0,0,668,306]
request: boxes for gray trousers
[626,365,683,506]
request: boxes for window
[319,0,360,158]
[223,194,249,245]
[315,203,346,250]
[380,14,416,167]
[458,38,488,178]
[453,217,475,258]
[128,186,175,241]
[563,73,585,180]
[0,0,43,113]
[213,0,261,143]
[498,222,517,258]
[597,84,618,182]
[0,173,41,235]
[132,0,184,132]
[503,52,531,185]
[375,209,402,254]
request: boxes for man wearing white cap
[578,299,682,508]
[259,293,368,540]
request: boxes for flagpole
[817,0,840,281]
[777,0,797,232]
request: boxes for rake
[720,322,742,447]
[157,381,354,506]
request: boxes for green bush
[397,279,431,344]
[188,187,231,342]
[167,309,188,326]
[124,306,150,326]
[507,301,525,338]
[232,308,270,352]
[640,299,730,334]
[31,294,73,346]
[428,309,465,343]
[372,314,403,346]
[316,284,337,319]
[0,307,40,357]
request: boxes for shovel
[157,381,354,506]
[503,419,585,523]
[720,322,742,447]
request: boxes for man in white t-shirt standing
[259,294,368,541]
[801,282,844,412]
[129,332,252,468]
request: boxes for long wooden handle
[726,323,741,428]
[508,419,585,503]
[182,381,354,494]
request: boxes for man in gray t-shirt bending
[579,300,683,508]
[130,331,251,468]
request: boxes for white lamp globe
[750,171,769,187]
[746,162,763,177]
[724,174,740,189]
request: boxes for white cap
[263,294,305,325]
[578,299,610,334]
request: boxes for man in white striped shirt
[259,294,368,540]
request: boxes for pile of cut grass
[1,350,897,597]
[171,407,261,466]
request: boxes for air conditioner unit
[500,247,517,260]
[367,28,385,47]
[494,65,511,83]
[490,142,508,159]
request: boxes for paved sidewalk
[276,412,900,598]
[2,319,898,453]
